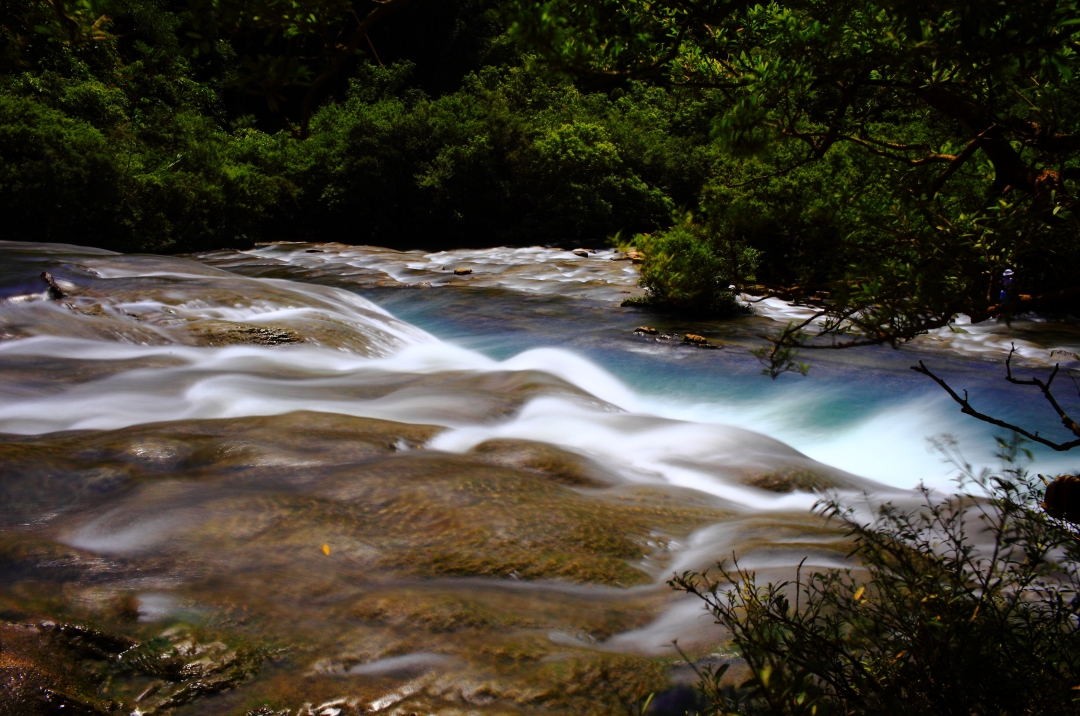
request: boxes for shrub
[672,439,1080,715]
[632,213,758,318]
[0,94,124,245]
[290,63,678,249]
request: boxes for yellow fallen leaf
[322,544,330,556]
[853,586,865,601]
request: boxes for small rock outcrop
[611,250,644,264]
[744,470,839,493]
[40,272,65,300]
[454,268,473,275]
[1042,474,1080,524]
[633,326,658,335]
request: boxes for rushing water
[2,239,1078,715]
[197,241,1080,488]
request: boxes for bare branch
[925,134,984,197]
[1004,344,1080,438]
[912,358,1080,452]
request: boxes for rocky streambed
[1,240,1077,715]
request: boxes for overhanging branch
[912,353,1080,452]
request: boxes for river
[1,239,1078,715]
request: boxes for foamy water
[740,297,1080,369]
[5,241,1077,494]
[4,240,1079,699]
[198,242,644,301]
[197,242,1080,366]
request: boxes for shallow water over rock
[1,240,1078,715]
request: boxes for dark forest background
[1,0,712,254]
[3,0,1080,329]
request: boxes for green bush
[0,93,124,243]
[3,0,740,255]
[632,213,759,318]
[672,439,1080,715]
[0,83,294,252]
[289,63,679,249]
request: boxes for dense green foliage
[0,0,731,252]
[2,0,295,251]
[287,64,706,247]
[672,441,1080,715]
[518,0,1080,346]
[631,212,758,317]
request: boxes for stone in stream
[634,326,658,335]
[189,320,304,346]
[468,438,620,488]
[1042,474,1080,523]
[744,469,846,493]
[573,250,590,258]
[0,619,271,715]
[611,249,644,263]
[39,271,65,300]
[454,268,473,275]
[682,333,721,349]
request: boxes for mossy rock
[743,469,848,493]
[468,438,619,487]
[186,320,304,346]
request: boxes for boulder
[573,250,590,258]
[682,334,709,345]
[1042,474,1080,524]
[633,326,659,335]
[454,268,473,275]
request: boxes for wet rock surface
[0,619,274,715]
[0,241,927,715]
[631,328,722,349]
[0,242,428,354]
[193,242,648,303]
[611,250,644,264]
[0,413,705,712]
[744,469,852,493]
[0,407,852,714]
[467,438,620,488]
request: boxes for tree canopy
[516,0,1080,331]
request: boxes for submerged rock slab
[194,242,648,303]
[0,241,431,354]
[0,408,850,715]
